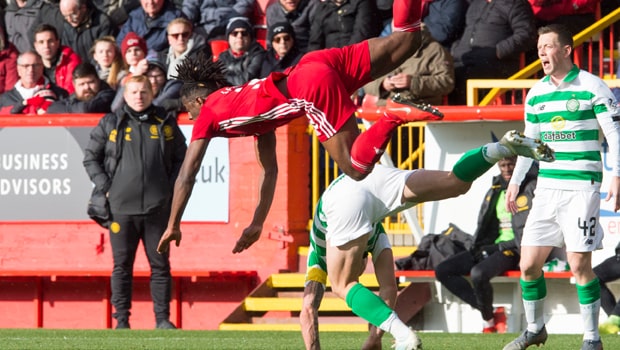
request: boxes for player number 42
[578,217,597,237]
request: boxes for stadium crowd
[0,0,618,113]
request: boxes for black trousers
[435,249,519,321]
[109,208,171,322]
[593,256,620,317]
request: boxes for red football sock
[350,113,403,174]
[393,0,423,32]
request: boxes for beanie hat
[225,17,254,38]
[146,56,167,74]
[268,22,295,42]
[121,32,147,57]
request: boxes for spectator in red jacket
[0,51,68,114]
[32,23,82,94]
[0,15,19,94]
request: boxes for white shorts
[320,165,415,247]
[521,188,603,252]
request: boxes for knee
[470,266,491,285]
[434,262,452,282]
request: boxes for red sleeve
[3,46,19,94]
[191,104,217,141]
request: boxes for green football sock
[452,147,494,182]
[576,278,600,305]
[345,283,393,327]
[521,275,547,301]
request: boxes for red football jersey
[191,42,372,142]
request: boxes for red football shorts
[286,41,372,142]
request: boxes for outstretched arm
[157,138,209,253]
[232,131,278,253]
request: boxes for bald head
[59,0,88,27]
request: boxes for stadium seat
[210,40,229,61]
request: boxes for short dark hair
[72,62,99,81]
[538,24,573,49]
[33,23,59,41]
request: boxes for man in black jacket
[435,156,537,333]
[48,62,115,113]
[82,74,187,329]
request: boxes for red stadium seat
[210,40,229,61]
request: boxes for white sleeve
[510,92,538,186]
[594,81,620,177]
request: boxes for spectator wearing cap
[217,17,265,86]
[48,61,115,113]
[159,17,212,80]
[266,0,318,53]
[117,0,183,55]
[32,23,82,95]
[112,57,182,113]
[0,51,68,114]
[182,0,255,40]
[260,22,302,78]
[119,32,150,87]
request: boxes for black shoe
[115,319,130,329]
[156,319,177,329]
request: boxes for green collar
[542,64,579,84]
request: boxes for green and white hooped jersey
[523,65,620,191]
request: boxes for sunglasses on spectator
[168,31,190,40]
[272,35,292,44]
[230,30,249,37]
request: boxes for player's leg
[363,235,398,350]
[301,280,324,350]
[327,234,421,350]
[502,245,552,350]
[594,257,620,334]
[367,0,424,79]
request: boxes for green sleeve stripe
[539,169,603,182]
[554,151,601,162]
[593,103,609,114]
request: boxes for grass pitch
[2,329,619,349]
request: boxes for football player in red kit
[158,0,442,256]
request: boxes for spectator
[266,0,317,52]
[182,0,255,40]
[0,14,19,94]
[363,26,454,106]
[33,23,82,95]
[48,61,115,113]
[82,74,187,330]
[259,21,303,78]
[119,32,149,87]
[307,0,380,51]
[159,17,212,80]
[528,0,598,36]
[435,157,536,333]
[55,0,117,61]
[91,36,128,90]
[422,0,467,49]
[594,241,620,335]
[4,0,62,53]
[448,0,536,105]
[0,51,68,114]
[112,57,182,113]
[117,0,183,55]
[91,0,141,27]
[375,0,393,37]
[217,17,264,86]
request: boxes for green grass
[2,329,620,349]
